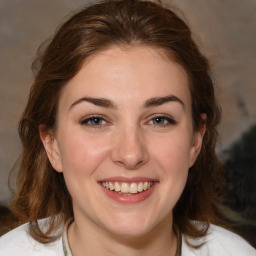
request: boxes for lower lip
[99,183,158,204]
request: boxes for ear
[39,125,63,173]
[189,114,206,167]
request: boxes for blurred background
[0,0,255,247]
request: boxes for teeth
[114,182,121,192]
[121,182,129,193]
[109,181,114,191]
[137,182,144,192]
[130,183,138,194]
[101,181,154,194]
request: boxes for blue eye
[150,116,176,126]
[81,116,107,126]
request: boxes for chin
[108,225,152,239]
[102,213,159,238]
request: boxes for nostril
[111,132,149,169]
[135,160,143,168]
[114,159,145,170]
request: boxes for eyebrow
[144,95,185,108]
[69,95,184,110]
[69,97,117,110]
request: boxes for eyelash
[80,114,176,128]
[80,115,108,127]
[149,115,177,127]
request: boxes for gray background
[0,0,256,204]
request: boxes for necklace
[62,220,182,256]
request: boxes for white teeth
[137,182,144,192]
[143,182,148,190]
[130,183,138,194]
[101,181,154,194]
[121,182,130,193]
[109,181,114,191]
[114,182,121,192]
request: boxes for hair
[11,0,225,247]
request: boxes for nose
[111,126,149,170]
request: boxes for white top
[0,220,255,256]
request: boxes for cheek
[57,133,112,207]
[148,135,191,213]
[149,132,193,172]
[58,132,111,176]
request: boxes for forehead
[59,46,191,109]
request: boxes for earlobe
[189,114,207,167]
[39,125,63,173]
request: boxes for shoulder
[0,220,63,256]
[206,224,256,255]
[182,223,256,256]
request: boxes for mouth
[101,181,155,195]
[98,178,158,204]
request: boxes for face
[41,46,204,238]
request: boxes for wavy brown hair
[11,0,224,246]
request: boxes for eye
[149,115,176,126]
[80,116,107,127]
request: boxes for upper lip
[99,176,158,183]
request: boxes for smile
[101,181,154,194]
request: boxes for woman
[0,0,255,255]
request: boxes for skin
[40,46,205,256]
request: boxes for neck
[67,214,178,256]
